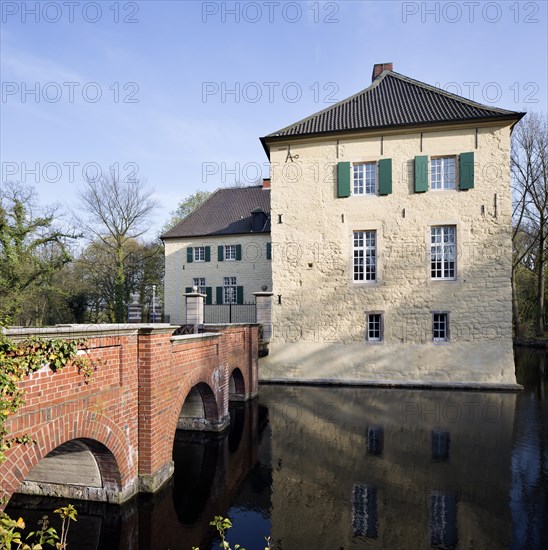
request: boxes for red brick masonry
[0,324,259,507]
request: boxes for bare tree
[512,112,548,337]
[77,173,158,322]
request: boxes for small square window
[432,312,449,342]
[367,426,384,456]
[366,313,383,342]
[194,246,205,262]
[225,244,236,261]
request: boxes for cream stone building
[162,185,271,324]
[258,63,524,387]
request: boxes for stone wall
[261,122,517,387]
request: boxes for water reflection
[6,348,548,549]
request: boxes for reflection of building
[162,184,271,324]
[259,62,523,386]
[261,385,516,549]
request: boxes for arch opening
[177,382,228,432]
[229,368,246,402]
[14,438,122,503]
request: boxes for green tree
[161,190,211,234]
[0,182,78,324]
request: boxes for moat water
[6,347,548,549]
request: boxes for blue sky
[1,0,547,234]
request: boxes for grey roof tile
[262,70,523,141]
[161,186,270,239]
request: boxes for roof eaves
[261,112,525,144]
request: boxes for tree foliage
[161,190,211,234]
[512,112,548,337]
[0,182,78,322]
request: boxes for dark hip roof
[161,186,270,239]
[260,70,524,154]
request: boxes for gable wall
[262,123,517,385]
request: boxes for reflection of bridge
[0,323,259,508]
[6,400,271,550]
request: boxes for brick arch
[164,367,226,458]
[1,411,131,506]
[228,367,246,401]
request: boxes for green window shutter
[218,245,224,262]
[205,246,211,262]
[378,158,392,195]
[216,287,223,304]
[337,161,351,198]
[185,287,192,293]
[266,242,272,260]
[205,287,212,305]
[414,155,428,193]
[237,286,244,304]
[236,244,242,261]
[459,152,474,190]
[187,247,193,263]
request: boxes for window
[353,162,377,195]
[223,277,237,304]
[366,313,383,342]
[432,312,449,342]
[224,244,236,261]
[353,231,376,282]
[432,430,450,462]
[192,277,206,294]
[430,492,457,549]
[430,157,456,190]
[352,484,378,539]
[430,226,456,279]
[194,246,205,262]
[367,426,384,456]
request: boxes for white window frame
[223,276,237,304]
[192,277,206,295]
[430,156,456,191]
[224,244,236,261]
[193,246,205,262]
[432,312,450,342]
[430,226,456,280]
[352,162,377,195]
[366,312,383,342]
[353,230,376,282]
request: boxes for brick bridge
[0,323,259,508]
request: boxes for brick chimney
[372,62,393,82]
[262,178,271,189]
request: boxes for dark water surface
[7,347,548,549]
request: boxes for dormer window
[251,208,267,232]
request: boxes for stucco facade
[260,121,518,386]
[164,233,272,324]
